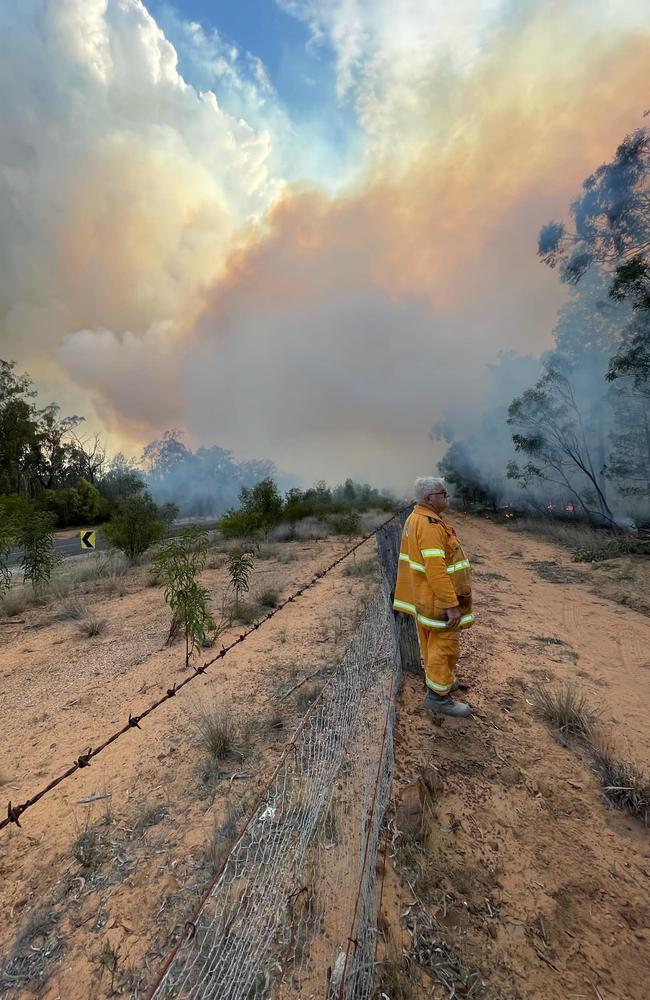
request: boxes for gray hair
[413,476,446,502]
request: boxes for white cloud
[0,0,281,389]
[278,0,650,162]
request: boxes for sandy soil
[0,535,377,999]
[1,515,649,1000]
[379,513,650,1000]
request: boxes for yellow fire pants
[416,621,459,696]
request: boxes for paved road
[8,517,215,568]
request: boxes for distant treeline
[0,361,395,549]
[217,477,395,539]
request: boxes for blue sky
[148,0,360,184]
[151,0,316,98]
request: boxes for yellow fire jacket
[393,504,474,631]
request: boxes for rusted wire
[1,508,404,835]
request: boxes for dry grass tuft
[0,908,64,994]
[374,951,417,1000]
[205,801,251,875]
[133,803,168,836]
[342,557,377,578]
[532,680,597,740]
[265,709,285,734]
[0,586,34,618]
[257,543,280,559]
[57,597,88,621]
[589,736,650,824]
[507,516,648,562]
[295,683,322,713]
[257,587,280,608]
[78,616,108,638]
[226,600,263,625]
[194,700,239,760]
[73,826,105,870]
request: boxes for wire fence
[147,584,401,1000]
[1,508,405,835]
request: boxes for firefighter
[393,476,474,718]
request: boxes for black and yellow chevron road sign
[80,530,96,550]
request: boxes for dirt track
[0,515,649,999]
[382,513,650,1000]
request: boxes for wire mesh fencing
[149,584,401,1000]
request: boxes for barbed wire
[1,507,405,835]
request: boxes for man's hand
[445,605,461,627]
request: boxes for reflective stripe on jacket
[393,504,474,631]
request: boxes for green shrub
[154,527,214,663]
[239,478,284,524]
[216,508,263,539]
[102,492,166,561]
[17,506,60,591]
[0,513,15,599]
[227,545,256,616]
[328,511,361,536]
[41,478,104,527]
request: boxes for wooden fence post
[376,508,421,677]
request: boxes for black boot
[424,689,472,719]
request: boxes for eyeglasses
[430,490,448,498]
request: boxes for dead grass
[295,683,322,713]
[589,736,650,825]
[78,616,108,638]
[406,915,488,999]
[391,798,440,902]
[0,553,129,620]
[0,585,36,618]
[226,600,263,625]
[588,556,650,617]
[73,825,105,870]
[257,586,280,608]
[0,907,65,994]
[205,801,251,875]
[276,549,298,564]
[257,543,280,559]
[373,953,417,1000]
[57,597,88,621]
[70,553,129,584]
[507,517,649,563]
[532,680,598,740]
[342,556,377,578]
[194,700,239,760]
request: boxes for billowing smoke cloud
[0,0,279,430]
[2,1,650,493]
